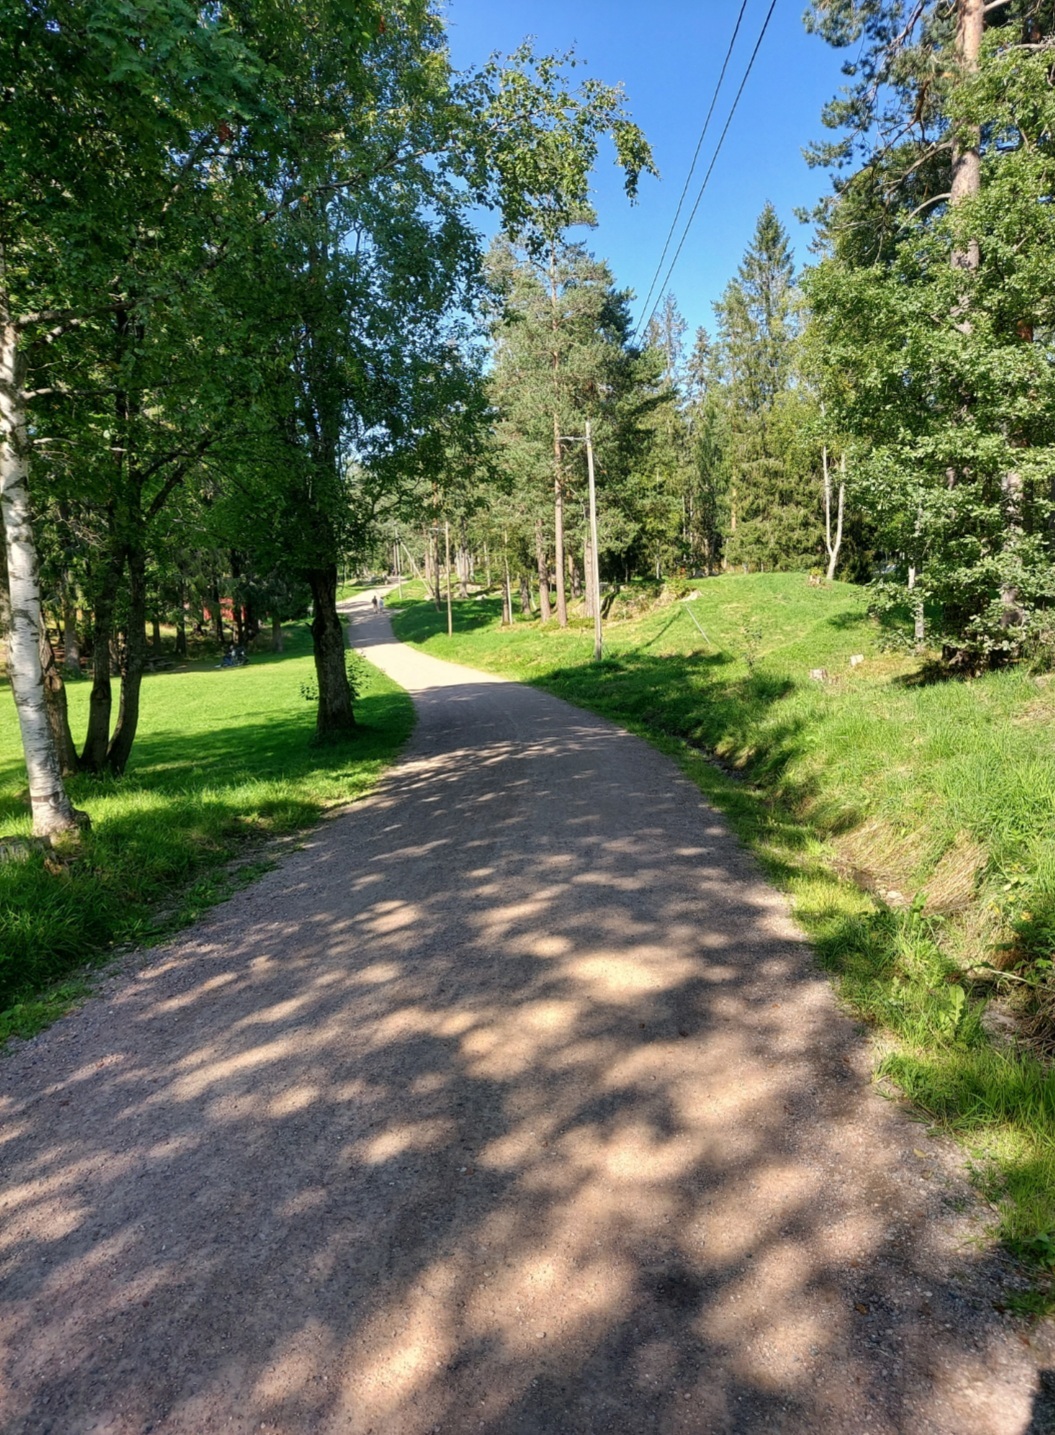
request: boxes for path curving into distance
[1,595,1052,1434]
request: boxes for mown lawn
[0,623,414,1039]
[392,572,1055,1303]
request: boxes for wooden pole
[444,519,453,637]
[585,420,602,661]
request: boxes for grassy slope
[392,573,1055,1295]
[0,624,414,1037]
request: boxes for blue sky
[442,0,852,343]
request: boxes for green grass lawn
[0,623,413,1039]
[392,572,1055,1302]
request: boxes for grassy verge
[0,622,414,1040]
[391,573,1055,1305]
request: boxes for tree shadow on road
[0,675,1046,1434]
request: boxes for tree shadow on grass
[894,660,973,689]
[824,608,873,633]
[0,686,414,1009]
[533,649,810,815]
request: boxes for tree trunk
[106,544,147,776]
[950,0,984,271]
[174,582,188,658]
[40,628,78,776]
[209,584,225,645]
[553,415,568,628]
[999,468,1025,630]
[584,536,595,619]
[0,506,9,663]
[908,563,925,647]
[444,519,453,638]
[62,584,81,675]
[823,448,846,582]
[307,565,355,740]
[81,556,120,772]
[519,572,532,615]
[0,300,86,835]
[502,548,512,626]
[534,520,552,622]
[244,591,259,644]
[271,613,284,653]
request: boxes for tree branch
[904,190,952,221]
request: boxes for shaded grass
[0,623,414,1037]
[391,573,1055,1300]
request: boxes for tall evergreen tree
[640,295,692,576]
[714,204,817,570]
[683,328,731,573]
[487,235,662,618]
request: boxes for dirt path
[2,598,1053,1435]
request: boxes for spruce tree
[714,205,818,571]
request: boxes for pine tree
[487,235,665,615]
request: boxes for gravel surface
[2,595,1053,1435]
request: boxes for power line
[637,0,779,343]
[633,0,751,336]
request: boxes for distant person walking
[371,595,378,611]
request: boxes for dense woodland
[3,0,1055,839]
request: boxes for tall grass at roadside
[391,573,1055,1297]
[0,623,413,1036]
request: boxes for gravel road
[2,595,1053,1435]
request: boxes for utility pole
[585,421,602,661]
[444,519,453,638]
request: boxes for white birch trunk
[823,449,846,582]
[0,300,85,836]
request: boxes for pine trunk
[271,614,284,653]
[534,520,552,622]
[552,416,568,628]
[502,550,512,626]
[307,565,355,740]
[950,0,984,271]
[0,300,86,835]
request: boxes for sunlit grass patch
[0,622,414,1034]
